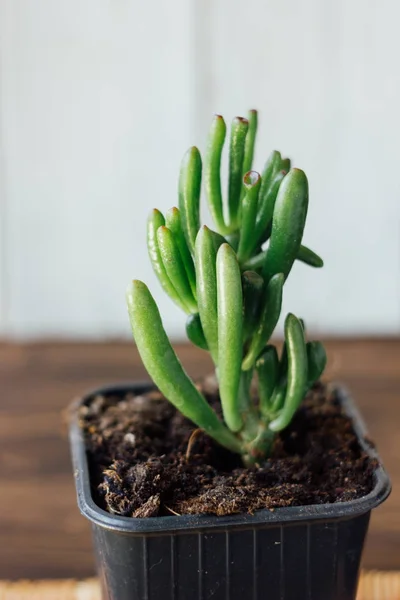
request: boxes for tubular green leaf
[237,171,261,263]
[217,243,243,432]
[307,341,327,387]
[256,151,282,226]
[157,226,197,313]
[297,245,324,268]
[270,383,287,415]
[256,345,280,416]
[242,270,264,342]
[263,168,309,283]
[242,273,285,371]
[269,314,308,432]
[195,226,221,364]
[244,245,323,273]
[186,313,208,350]
[260,151,282,195]
[147,210,189,313]
[205,115,229,234]
[270,343,288,412]
[242,110,258,179]
[254,170,286,246]
[126,281,241,454]
[178,146,202,254]
[281,158,291,172]
[242,250,267,272]
[165,207,196,297]
[228,117,249,229]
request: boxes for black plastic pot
[70,383,390,600]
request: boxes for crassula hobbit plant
[127,110,327,466]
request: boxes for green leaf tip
[147,210,192,313]
[237,171,262,263]
[228,117,249,229]
[165,206,197,297]
[242,110,258,180]
[205,115,228,235]
[179,146,202,254]
[297,245,324,268]
[157,225,197,313]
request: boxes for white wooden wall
[1,1,399,340]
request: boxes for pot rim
[69,382,391,534]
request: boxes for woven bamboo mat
[0,571,399,599]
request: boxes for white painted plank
[0,111,7,335]
[202,0,400,334]
[0,22,9,335]
[0,0,194,339]
[1,0,399,339]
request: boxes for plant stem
[242,424,276,466]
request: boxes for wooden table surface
[0,339,399,579]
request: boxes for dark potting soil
[79,379,376,518]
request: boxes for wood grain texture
[1,572,400,600]
[0,339,398,579]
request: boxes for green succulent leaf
[147,210,190,313]
[242,249,268,271]
[186,313,208,350]
[228,117,249,229]
[243,244,322,273]
[254,169,286,247]
[297,245,324,268]
[179,146,202,255]
[242,270,264,342]
[269,313,308,432]
[126,281,241,454]
[263,168,309,283]
[307,341,327,387]
[217,243,243,432]
[270,383,287,415]
[237,171,261,263]
[281,158,291,172]
[259,151,282,198]
[157,226,197,313]
[195,226,223,364]
[242,272,285,371]
[205,115,229,235]
[256,345,280,416]
[242,110,258,180]
[270,343,288,412]
[165,207,196,297]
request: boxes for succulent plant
[127,110,326,466]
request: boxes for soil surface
[79,379,376,518]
